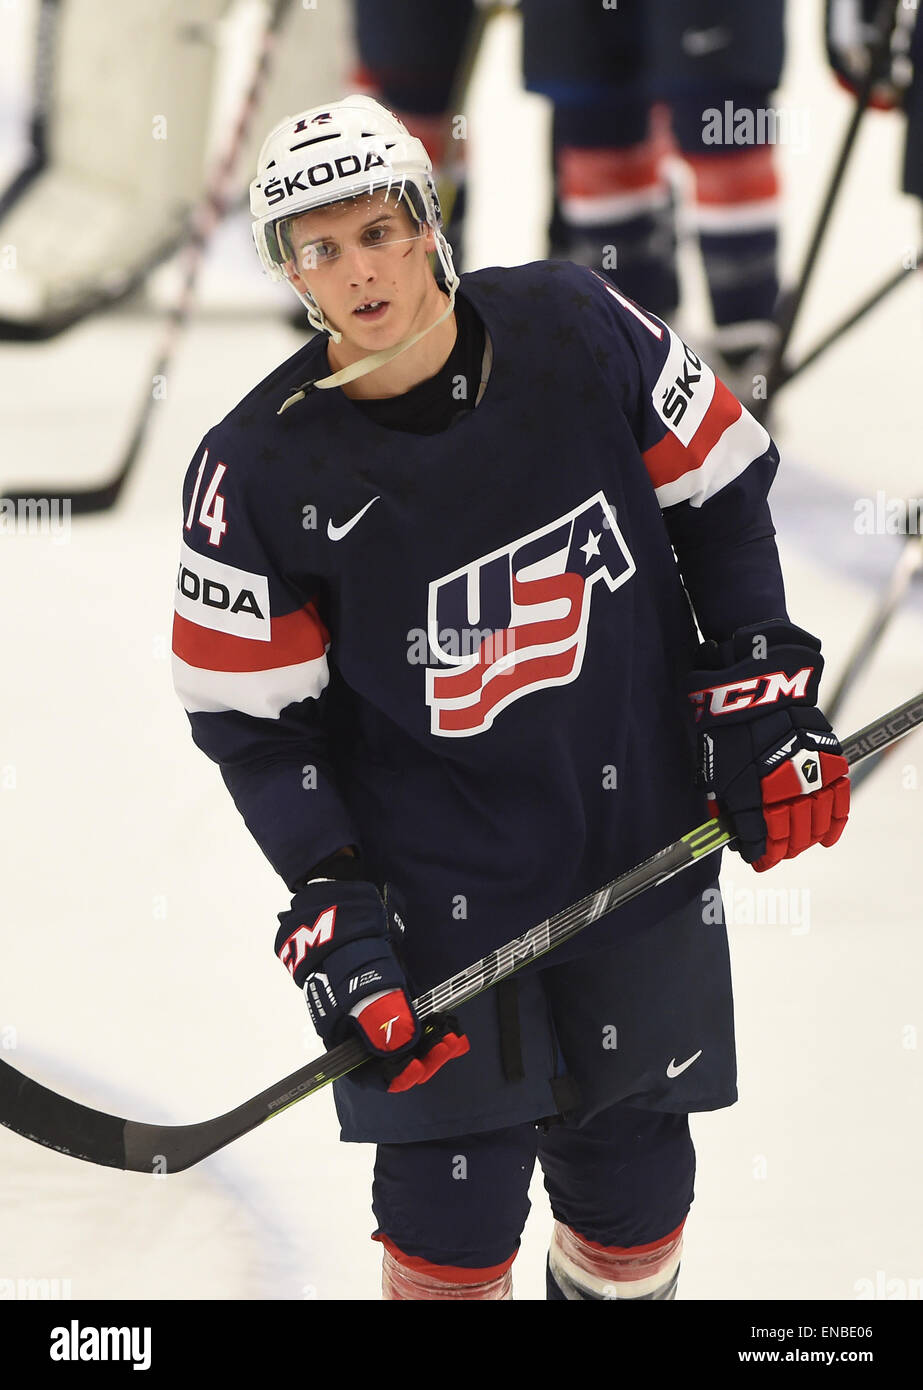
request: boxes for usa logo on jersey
[425,491,635,737]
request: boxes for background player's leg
[647,0,787,382]
[522,0,678,319]
[538,1105,695,1301]
[351,0,476,270]
[371,1122,538,1300]
[671,89,782,379]
[548,100,679,319]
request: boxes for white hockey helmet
[250,94,458,339]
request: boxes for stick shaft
[761,0,902,404]
[770,255,921,396]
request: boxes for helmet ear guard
[262,219,286,275]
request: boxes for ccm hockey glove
[275,859,469,1093]
[683,621,850,873]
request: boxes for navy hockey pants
[371,1101,695,1274]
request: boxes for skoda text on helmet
[249,95,459,401]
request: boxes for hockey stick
[828,517,923,791]
[827,518,923,724]
[2,689,922,1174]
[755,0,903,419]
[849,718,922,791]
[0,0,299,514]
[761,250,922,397]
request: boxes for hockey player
[521,0,787,386]
[172,95,850,1300]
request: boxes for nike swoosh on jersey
[327,496,381,541]
[666,1049,703,1078]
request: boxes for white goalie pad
[0,0,353,334]
[0,0,226,333]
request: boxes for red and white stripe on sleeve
[172,540,330,720]
[591,275,773,512]
[641,321,772,510]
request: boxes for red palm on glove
[751,745,850,872]
[352,991,470,1093]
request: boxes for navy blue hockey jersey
[172,261,785,993]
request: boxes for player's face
[283,192,439,350]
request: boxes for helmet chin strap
[278,281,457,414]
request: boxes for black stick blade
[0,481,127,517]
[0,1057,126,1169]
[0,1034,368,1174]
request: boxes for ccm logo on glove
[689,666,814,720]
[278,906,337,975]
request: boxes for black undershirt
[348,290,486,435]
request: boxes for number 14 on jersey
[185,448,228,547]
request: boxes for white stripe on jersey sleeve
[173,653,330,719]
[653,408,773,510]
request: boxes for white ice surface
[0,2,920,1302]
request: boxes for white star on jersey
[580,530,601,563]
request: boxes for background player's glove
[275,860,469,1092]
[825,0,915,110]
[682,621,850,873]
